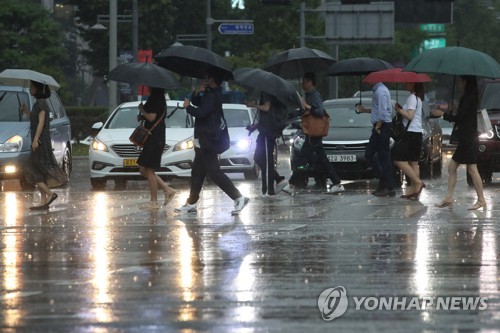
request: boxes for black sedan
[289,97,443,187]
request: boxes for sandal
[467,201,486,211]
[435,198,453,208]
[164,190,176,205]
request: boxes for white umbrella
[0,69,60,90]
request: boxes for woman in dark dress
[432,75,486,210]
[137,87,175,208]
[22,80,68,210]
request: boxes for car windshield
[0,91,31,122]
[480,82,500,110]
[223,108,251,128]
[106,105,191,129]
[326,105,372,128]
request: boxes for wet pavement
[1,150,499,332]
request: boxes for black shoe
[373,188,396,197]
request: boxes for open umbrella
[403,46,500,78]
[328,57,393,104]
[328,57,393,76]
[363,68,431,103]
[232,68,300,107]
[108,62,180,90]
[363,68,431,84]
[155,45,233,81]
[262,47,336,80]
[0,69,60,90]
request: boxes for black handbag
[129,111,166,147]
[212,113,230,154]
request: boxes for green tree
[0,1,70,99]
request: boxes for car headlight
[231,139,252,153]
[91,138,109,152]
[293,135,305,150]
[0,135,23,153]
[173,138,194,151]
[479,130,494,140]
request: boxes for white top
[402,93,422,133]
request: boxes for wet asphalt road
[0,148,499,332]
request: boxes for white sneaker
[329,184,345,193]
[262,193,276,198]
[174,202,197,213]
[282,184,295,195]
[231,196,250,215]
[275,179,288,194]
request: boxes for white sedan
[219,104,260,180]
[89,100,195,190]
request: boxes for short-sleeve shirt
[402,93,422,133]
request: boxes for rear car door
[45,93,71,164]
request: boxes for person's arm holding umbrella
[183,79,216,119]
[247,100,270,112]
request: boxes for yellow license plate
[123,159,138,167]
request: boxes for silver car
[0,85,72,190]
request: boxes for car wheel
[466,172,474,187]
[244,164,259,180]
[314,174,327,188]
[420,156,432,179]
[478,165,493,185]
[114,178,127,190]
[62,147,72,180]
[91,178,107,190]
[19,175,35,191]
[294,173,308,189]
[432,155,443,177]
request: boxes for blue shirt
[371,82,392,124]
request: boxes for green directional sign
[420,38,446,52]
[420,23,445,34]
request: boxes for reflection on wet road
[0,152,499,332]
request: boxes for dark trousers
[187,148,241,204]
[254,133,283,195]
[365,123,395,189]
[290,135,341,186]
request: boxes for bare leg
[37,182,52,204]
[467,164,486,204]
[154,175,175,202]
[445,159,459,199]
[140,166,159,202]
[395,161,421,193]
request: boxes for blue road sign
[218,23,254,35]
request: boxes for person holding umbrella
[357,81,395,197]
[137,87,176,208]
[288,72,344,193]
[175,69,250,215]
[21,80,67,209]
[431,75,486,210]
[246,93,288,196]
[393,82,426,199]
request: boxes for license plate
[327,154,356,162]
[123,159,138,167]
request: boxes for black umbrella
[327,57,393,76]
[232,68,301,107]
[108,62,180,90]
[262,47,336,80]
[155,45,233,81]
[328,57,393,104]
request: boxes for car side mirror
[91,122,104,137]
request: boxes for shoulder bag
[129,111,166,147]
[301,110,330,137]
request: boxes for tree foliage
[0,1,70,99]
